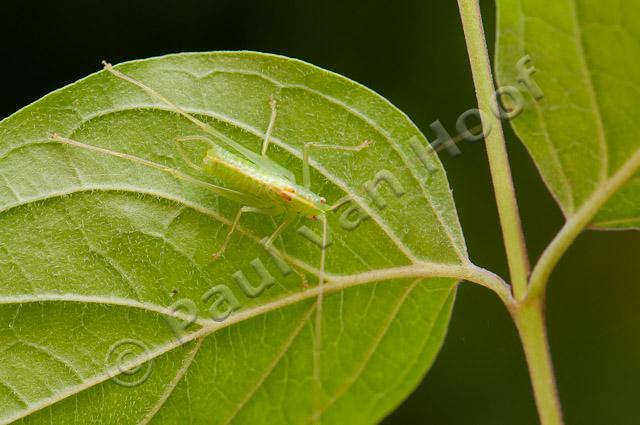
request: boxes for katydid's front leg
[302,140,373,189]
[264,214,310,289]
[262,212,297,249]
[212,206,274,260]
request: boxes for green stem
[528,149,640,301]
[513,300,564,425]
[457,0,530,301]
[457,2,564,424]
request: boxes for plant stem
[457,2,564,424]
[457,0,530,301]
[513,299,564,425]
[326,262,514,306]
[528,149,640,301]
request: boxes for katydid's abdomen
[202,144,330,220]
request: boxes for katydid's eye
[320,197,326,204]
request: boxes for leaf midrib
[567,0,609,183]
[0,272,458,425]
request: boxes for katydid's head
[282,185,330,220]
[316,195,331,215]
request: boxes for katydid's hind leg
[302,139,374,189]
[261,95,278,157]
[211,206,272,261]
[49,133,238,198]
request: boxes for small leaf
[0,53,467,424]
[496,0,640,229]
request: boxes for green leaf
[0,52,468,424]
[496,0,640,229]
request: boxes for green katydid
[50,60,372,391]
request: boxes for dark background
[1,1,638,423]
